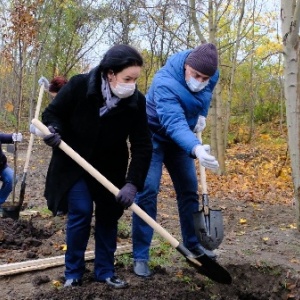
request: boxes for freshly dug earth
[0,138,300,300]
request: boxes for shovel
[18,83,45,208]
[193,132,224,250]
[31,118,232,284]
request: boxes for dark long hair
[99,44,143,77]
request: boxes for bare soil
[0,138,300,300]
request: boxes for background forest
[0,0,282,134]
[1,0,299,226]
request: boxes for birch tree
[280,1,300,229]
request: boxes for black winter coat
[42,66,152,215]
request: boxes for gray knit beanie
[185,43,218,76]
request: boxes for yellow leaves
[61,244,67,251]
[290,259,300,264]
[161,130,292,206]
[175,270,184,278]
[52,280,62,288]
[239,218,247,225]
[279,223,297,230]
[4,102,14,112]
[259,134,270,140]
[52,243,67,251]
[255,42,283,58]
[288,224,297,229]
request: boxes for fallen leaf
[290,259,300,264]
[236,231,246,236]
[160,213,170,218]
[52,280,62,287]
[239,218,247,225]
[60,244,67,251]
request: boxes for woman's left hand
[116,183,137,208]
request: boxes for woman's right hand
[43,126,61,148]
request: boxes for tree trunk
[281,0,300,230]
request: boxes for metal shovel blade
[193,207,224,251]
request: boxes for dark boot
[103,276,128,289]
[133,261,152,277]
[188,244,217,260]
[64,278,82,287]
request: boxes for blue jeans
[132,138,199,261]
[0,166,14,205]
[65,178,120,281]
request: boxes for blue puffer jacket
[146,50,219,156]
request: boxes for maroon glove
[116,183,137,208]
[43,126,61,148]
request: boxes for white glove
[12,132,23,142]
[194,115,206,133]
[194,144,219,170]
[30,124,45,137]
[38,76,49,91]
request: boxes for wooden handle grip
[196,131,208,194]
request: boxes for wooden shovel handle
[196,132,208,194]
[23,84,45,173]
[31,118,180,248]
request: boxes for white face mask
[110,82,136,99]
[186,76,209,92]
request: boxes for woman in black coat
[41,44,152,289]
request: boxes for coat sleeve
[0,133,13,144]
[126,92,153,191]
[154,85,201,156]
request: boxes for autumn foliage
[160,124,293,207]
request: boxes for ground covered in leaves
[0,129,300,300]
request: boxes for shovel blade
[193,209,224,250]
[176,243,232,284]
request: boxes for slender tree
[280,0,300,229]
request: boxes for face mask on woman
[186,76,209,92]
[110,82,136,98]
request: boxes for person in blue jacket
[132,43,220,277]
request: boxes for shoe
[188,244,217,260]
[56,210,65,217]
[104,276,128,289]
[133,261,152,277]
[64,278,82,287]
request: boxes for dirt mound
[0,218,54,250]
[25,263,300,300]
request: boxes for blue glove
[116,183,137,208]
[43,126,61,148]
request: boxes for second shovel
[193,132,224,251]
